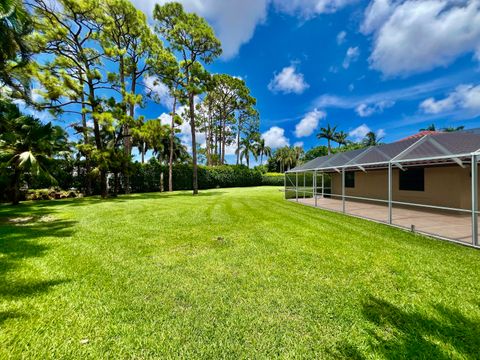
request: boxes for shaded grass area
[0,187,479,358]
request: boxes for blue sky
[27,0,480,164]
[132,0,480,163]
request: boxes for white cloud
[261,126,290,148]
[336,30,347,44]
[294,141,304,147]
[160,108,240,158]
[134,0,354,59]
[157,100,206,153]
[363,0,480,76]
[355,100,395,117]
[133,0,269,59]
[376,128,386,138]
[348,83,355,92]
[349,124,371,141]
[143,76,174,109]
[361,0,394,34]
[31,89,44,103]
[13,98,53,123]
[314,75,457,109]
[419,98,455,115]
[342,46,360,69]
[355,104,375,117]
[268,65,310,94]
[349,124,386,142]
[420,84,480,115]
[329,65,339,74]
[272,0,358,18]
[294,108,326,137]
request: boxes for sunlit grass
[1,187,479,358]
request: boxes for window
[345,171,355,188]
[399,167,424,191]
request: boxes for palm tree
[363,131,383,147]
[237,135,259,168]
[285,146,301,170]
[0,101,68,204]
[274,147,285,172]
[273,146,301,172]
[420,124,436,131]
[442,125,465,132]
[0,0,32,97]
[317,123,338,155]
[334,131,348,147]
[256,138,271,165]
[293,146,304,163]
[273,147,284,172]
[141,119,169,191]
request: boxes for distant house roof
[399,130,442,141]
[287,131,480,173]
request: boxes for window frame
[399,167,425,192]
[345,171,355,188]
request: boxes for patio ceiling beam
[428,137,465,168]
[375,148,392,161]
[286,174,296,187]
[391,162,405,171]
[295,172,298,202]
[471,154,478,246]
[390,135,430,162]
[394,153,472,163]
[344,147,374,167]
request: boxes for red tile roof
[398,130,442,142]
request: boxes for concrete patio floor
[291,196,474,244]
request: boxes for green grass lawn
[1,186,480,359]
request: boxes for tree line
[267,121,466,172]
[0,0,264,203]
[267,123,384,172]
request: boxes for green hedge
[261,172,284,186]
[127,162,276,193]
[1,161,283,203]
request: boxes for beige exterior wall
[330,165,477,210]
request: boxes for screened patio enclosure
[285,132,480,247]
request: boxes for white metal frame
[284,135,480,248]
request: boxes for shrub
[12,162,282,202]
[25,188,82,201]
[128,163,265,193]
[261,172,284,186]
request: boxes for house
[285,131,480,247]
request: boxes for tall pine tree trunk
[214,128,218,165]
[168,96,177,192]
[124,66,137,194]
[221,119,226,164]
[205,106,211,166]
[80,84,92,196]
[85,61,107,198]
[236,126,241,165]
[189,92,198,195]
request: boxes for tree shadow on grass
[104,190,226,202]
[0,279,69,300]
[334,296,480,359]
[0,310,24,327]
[0,204,75,306]
[0,189,226,211]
